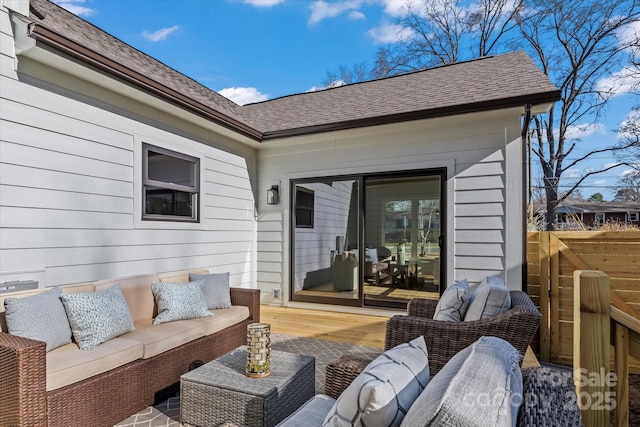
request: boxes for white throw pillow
[464,276,511,321]
[433,279,470,322]
[323,336,430,427]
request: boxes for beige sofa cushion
[122,305,250,358]
[0,283,94,333]
[46,337,143,391]
[158,268,209,284]
[95,274,159,323]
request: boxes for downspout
[521,103,533,292]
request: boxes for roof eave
[27,23,264,142]
[261,90,562,141]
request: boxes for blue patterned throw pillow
[323,336,430,427]
[151,280,211,325]
[4,287,72,352]
[60,285,135,350]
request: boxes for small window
[628,212,639,222]
[594,213,605,225]
[143,143,199,222]
[295,187,314,228]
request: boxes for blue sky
[53,0,639,201]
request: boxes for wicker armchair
[385,290,542,376]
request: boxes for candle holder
[246,323,271,378]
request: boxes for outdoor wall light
[267,185,279,205]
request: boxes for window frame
[142,143,200,222]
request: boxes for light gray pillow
[151,280,211,325]
[188,272,231,309]
[399,336,523,427]
[433,279,470,322]
[4,287,72,352]
[323,336,430,427]
[60,285,135,350]
[464,276,511,321]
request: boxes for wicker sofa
[0,269,260,427]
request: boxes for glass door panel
[364,175,442,308]
[290,178,361,305]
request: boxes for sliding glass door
[290,170,444,309]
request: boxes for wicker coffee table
[180,347,315,427]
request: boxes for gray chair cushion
[276,395,336,427]
[464,276,511,321]
[4,287,72,352]
[433,279,470,321]
[400,336,523,427]
[323,336,430,427]
[189,272,232,309]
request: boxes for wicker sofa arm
[324,354,372,399]
[230,288,261,323]
[0,333,47,427]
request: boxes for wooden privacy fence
[527,231,640,371]
[573,270,640,427]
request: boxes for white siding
[257,111,525,301]
[0,13,258,287]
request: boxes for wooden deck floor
[261,305,387,348]
[261,304,540,367]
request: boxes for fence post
[573,270,611,427]
[539,231,551,361]
[614,322,629,427]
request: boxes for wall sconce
[267,185,279,205]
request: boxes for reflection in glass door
[290,178,361,306]
[364,175,442,308]
[290,171,444,309]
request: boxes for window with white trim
[142,143,199,222]
[628,212,639,222]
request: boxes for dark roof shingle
[28,0,560,142]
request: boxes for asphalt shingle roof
[28,0,560,141]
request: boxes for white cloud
[308,0,363,25]
[243,0,285,7]
[565,168,582,179]
[218,87,268,105]
[616,19,640,51]
[596,66,640,99]
[617,109,640,140]
[561,123,606,140]
[142,26,180,42]
[349,11,366,20]
[53,1,96,17]
[368,23,414,44]
[306,80,347,92]
[380,0,423,17]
